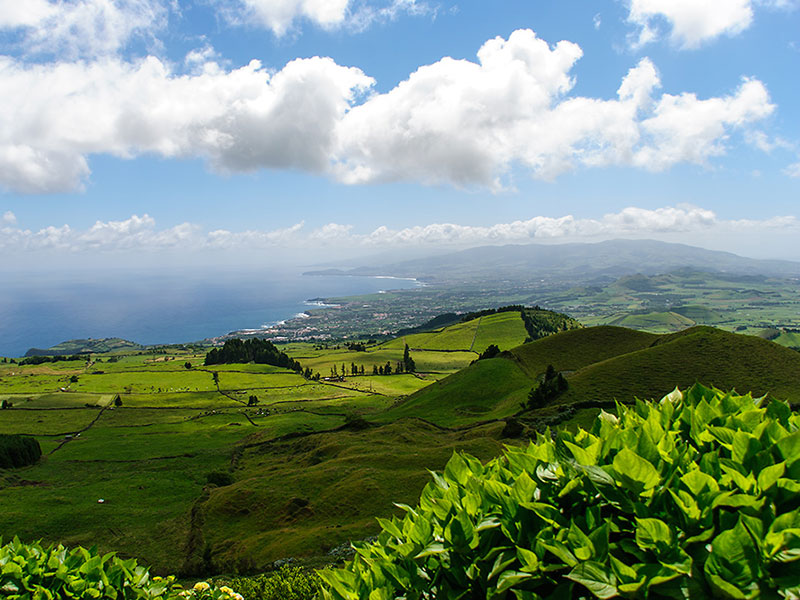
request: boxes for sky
[0,0,799,268]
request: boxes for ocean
[0,268,419,358]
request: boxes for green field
[0,313,539,572]
[3,314,798,577]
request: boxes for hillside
[387,325,800,426]
[25,338,144,357]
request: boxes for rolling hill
[384,325,800,426]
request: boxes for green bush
[319,384,800,599]
[0,435,42,469]
[230,565,321,600]
[206,471,234,487]
[0,538,238,600]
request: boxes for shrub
[0,538,236,600]
[319,384,800,599]
[206,471,234,487]
[0,434,42,469]
[230,565,321,600]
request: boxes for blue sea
[0,268,419,358]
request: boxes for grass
[197,420,514,572]
[470,312,528,354]
[559,326,800,405]
[378,358,532,427]
[386,318,481,352]
[509,326,657,378]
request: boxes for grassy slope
[386,325,800,427]
[199,420,511,571]
[560,326,800,405]
[470,312,528,354]
[378,358,532,427]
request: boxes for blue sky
[0,0,799,267]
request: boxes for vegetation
[18,354,85,366]
[525,364,568,409]
[396,325,800,428]
[205,338,302,372]
[321,385,800,599]
[229,565,321,600]
[4,312,800,580]
[0,434,42,468]
[0,538,235,600]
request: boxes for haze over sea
[0,268,418,358]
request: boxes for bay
[0,268,419,357]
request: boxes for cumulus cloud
[0,54,372,193]
[2,210,16,224]
[334,31,773,186]
[0,0,169,58]
[213,0,430,36]
[627,0,754,49]
[0,29,776,193]
[2,207,797,255]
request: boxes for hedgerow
[0,435,41,469]
[319,384,800,599]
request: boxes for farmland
[2,309,799,577]
[0,312,524,573]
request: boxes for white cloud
[0,0,169,58]
[2,210,16,224]
[214,0,430,36]
[785,161,800,177]
[0,54,372,193]
[0,29,776,193]
[334,32,772,186]
[2,207,797,255]
[632,77,774,170]
[627,0,754,49]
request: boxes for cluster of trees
[325,345,416,379]
[18,354,84,366]
[477,344,501,360]
[204,338,302,372]
[0,434,42,468]
[0,357,17,364]
[521,308,580,342]
[525,364,568,409]
[330,363,365,378]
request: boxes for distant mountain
[24,337,143,357]
[305,239,800,283]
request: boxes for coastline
[2,272,422,358]
[206,275,424,344]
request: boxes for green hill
[606,310,696,332]
[25,337,144,357]
[387,325,800,426]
